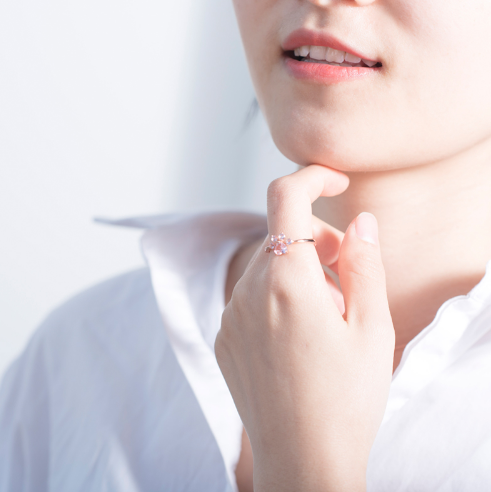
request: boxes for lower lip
[284,56,379,84]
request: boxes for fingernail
[355,212,379,245]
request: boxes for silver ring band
[290,239,316,244]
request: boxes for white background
[0,0,296,379]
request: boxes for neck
[313,140,491,356]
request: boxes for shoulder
[29,268,158,361]
[0,267,161,390]
[43,267,153,330]
[0,267,234,491]
[0,267,169,436]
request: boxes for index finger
[267,164,349,241]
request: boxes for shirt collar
[99,211,268,490]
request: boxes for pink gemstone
[274,241,288,256]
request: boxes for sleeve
[0,330,51,492]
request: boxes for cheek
[232,0,280,103]
[389,0,491,165]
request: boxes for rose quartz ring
[264,233,316,256]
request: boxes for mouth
[286,45,382,69]
[281,28,383,74]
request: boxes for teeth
[298,45,310,57]
[345,53,362,64]
[293,44,379,67]
[326,47,345,63]
[309,46,327,60]
[325,47,338,63]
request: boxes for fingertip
[320,164,350,190]
[310,164,350,196]
[355,212,379,246]
[338,169,350,188]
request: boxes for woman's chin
[272,137,389,174]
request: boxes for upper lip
[282,28,378,63]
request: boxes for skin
[219,167,395,492]
[218,0,491,490]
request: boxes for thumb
[338,212,392,329]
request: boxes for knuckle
[261,265,289,298]
[261,269,294,318]
[219,303,236,337]
[214,329,225,361]
[346,251,386,286]
[214,333,229,370]
[215,312,233,364]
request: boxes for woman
[2,0,491,490]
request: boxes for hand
[215,164,395,492]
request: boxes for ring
[265,233,316,256]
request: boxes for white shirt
[1,211,491,492]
